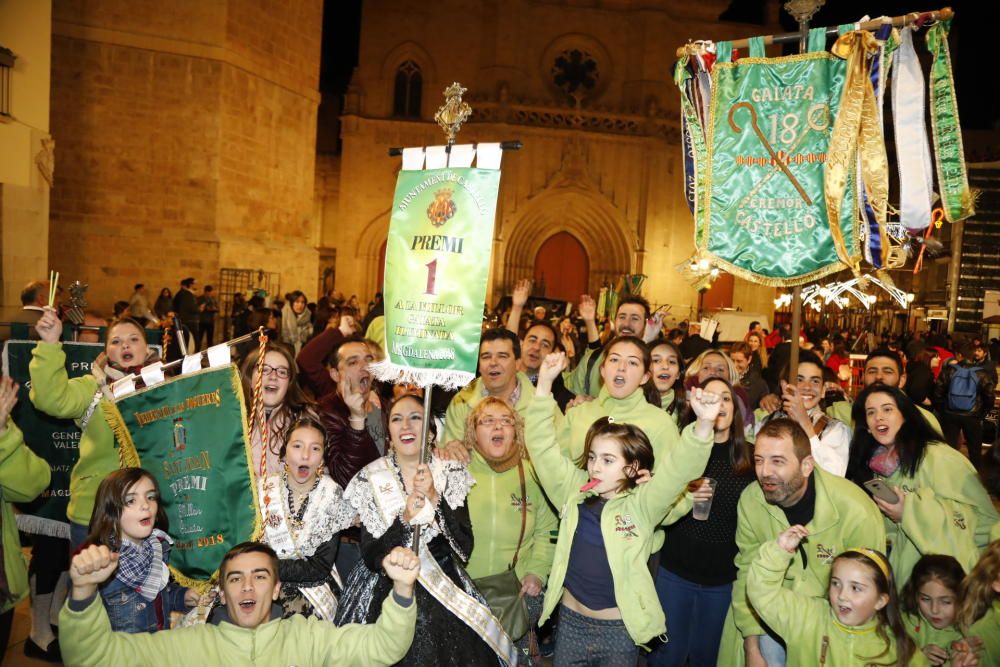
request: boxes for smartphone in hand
[863,479,900,504]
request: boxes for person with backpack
[934,340,997,469]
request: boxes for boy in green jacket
[718,418,886,667]
[61,541,420,666]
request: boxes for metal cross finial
[784,0,825,24]
[435,83,472,146]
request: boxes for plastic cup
[691,478,718,521]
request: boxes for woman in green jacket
[648,339,686,425]
[0,376,53,650]
[846,386,998,589]
[747,525,923,666]
[959,540,1000,665]
[464,396,558,665]
[527,351,717,665]
[30,309,156,548]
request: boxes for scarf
[116,529,171,601]
[474,442,523,474]
[868,445,900,477]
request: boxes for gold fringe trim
[102,401,140,469]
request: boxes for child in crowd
[648,338,686,425]
[748,525,917,665]
[84,468,196,633]
[526,350,718,666]
[960,541,1000,664]
[902,555,971,665]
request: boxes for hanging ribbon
[892,26,934,234]
[826,30,889,274]
[675,51,711,247]
[860,22,895,268]
[926,20,975,222]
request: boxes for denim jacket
[99,574,189,633]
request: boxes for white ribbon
[205,344,231,369]
[892,26,933,232]
[401,147,425,171]
[110,376,136,398]
[139,361,165,387]
[425,145,449,169]
[475,142,503,170]
[447,143,476,168]
[181,354,202,375]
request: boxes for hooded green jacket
[60,590,416,666]
[465,450,558,585]
[826,400,943,439]
[442,372,535,443]
[718,466,886,666]
[524,394,712,646]
[748,540,928,666]
[902,611,964,664]
[969,600,1000,666]
[0,419,51,614]
[29,342,113,527]
[879,443,998,590]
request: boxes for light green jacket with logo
[878,442,998,590]
[465,450,558,585]
[717,466,886,666]
[524,394,712,646]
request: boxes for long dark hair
[901,554,965,619]
[846,385,938,484]
[681,377,753,476]
[833,549,915,666]
[646,338,687,417]
[86,468,169,550]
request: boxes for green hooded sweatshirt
[465,450,558,585]
[826,400,943,439]
[902,611,964,665]
[717,466,887,666]
[969,600,1000,666]
[442,372,536,443]
[0,419,51,614]
[879,443,998,590]
[524,394,712,647]
[748,540,928,666]
[60,591,416,666]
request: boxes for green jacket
[0,419,51,614]
[880,443,998,589]
[557,385,681,464]
[29,342,113,526]
[903,611,964,664]
[60,590,416,666]
[718,466,886,666]
[826,400,943,439]
[748,540,928,666]
[565,343,604,396]
[969,600,1000,666]
[442,372,535,443]
[524,394,712,646]
[465,450,558,585]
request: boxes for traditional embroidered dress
[258,472,355,620]
[335,454,516,666]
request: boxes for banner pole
[412,384,434,557]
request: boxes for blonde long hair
[959,540,1000,632]
[462,397,527,461]
[745,331,769,368]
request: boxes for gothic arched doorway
[533,232,589,302]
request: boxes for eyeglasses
[477,416,516,428]
[260,364,290,379]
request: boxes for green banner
[104,365,258,587]
[2,340,102,534]
[376,167,501,387]
[704,50,858,286]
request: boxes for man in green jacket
[443,328,535,442]
[718,418,886,667]
[61,541,420,666]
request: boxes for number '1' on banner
[370,143,502,389]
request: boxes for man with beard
[565,294,660,397]
[717,418,885,667]
[443,328,535,442]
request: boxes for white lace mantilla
[259,474,356,557]
[343,455,475,539]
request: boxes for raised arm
[29,310,98,419]
[506,279,531,335]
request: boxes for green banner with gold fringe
[103,365,258,588]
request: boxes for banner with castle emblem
[701,34,861,286]
[103,365,258,588]
[373,165,501,388]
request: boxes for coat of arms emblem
[426,188,457,227]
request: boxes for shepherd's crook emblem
[728,102,813,205]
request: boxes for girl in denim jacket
[83,468,196,633]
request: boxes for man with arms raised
[718,419,885,667]
[60,542,420,666]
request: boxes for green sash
[103,365,258,588]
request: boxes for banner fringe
[15,514,70,539]
[103,401,140,469]
[369,360,474,391]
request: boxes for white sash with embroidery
[366,458,517,666]
[259,475,345,620]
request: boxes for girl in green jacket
[529,351,717,665]
[959,540,1000,664]
[901,555,971,666]
[748,525,919,666]
[648,339,686,425]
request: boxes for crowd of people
[0,275,999,666]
